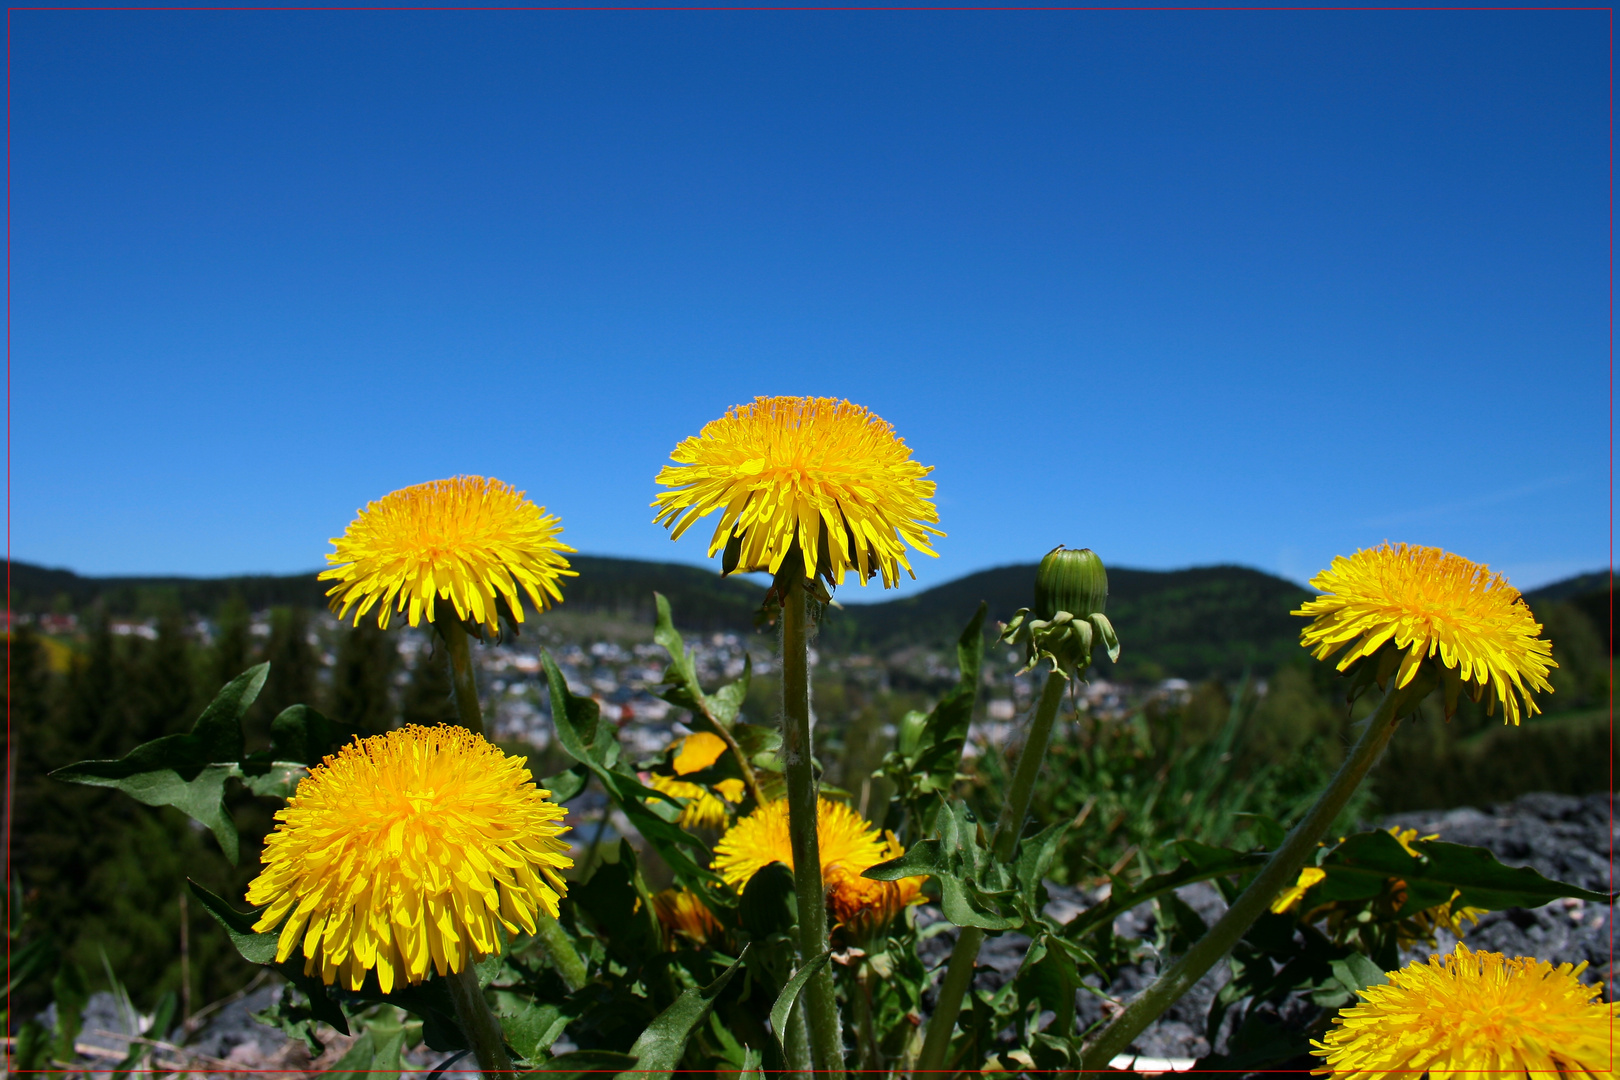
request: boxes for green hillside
[12,556,1607,683]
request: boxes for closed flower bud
[1035,546,1108,620]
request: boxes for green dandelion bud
[1002,545,1120,678]
[1034,545,1108,620]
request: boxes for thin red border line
[0,5,1613,9]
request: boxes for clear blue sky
[11,11,1610,597]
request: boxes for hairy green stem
[446,963,514,1078]
[786,1000,813,1080]
[439,618,486,736]
[782,576,846,1080]
[438,616,589,999]
[916,669,1068,1076]
[1077,679,1419,1073]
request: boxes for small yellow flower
[652,396,943,588]
[646,773,732,830]
[1312,943,1618,1078]
[713,799,925,935]
[1387,826,1437,858]
[1293,543,1555,724]
[827,831,926,939]
[1271,866,1327,914]
[672,731,728,775]
[321,476,577,634]
[714,778,747,803]
[246,725,572,993]
[652,888,722,949]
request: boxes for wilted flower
[246,725,572,993]
[652,396,943,588]
[322,476,576,634]
[1293,543,1555,724]
[1311,943,1616,1078]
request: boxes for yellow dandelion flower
[713,799,926,935]
[714,778,747,803]
[1271,866,1327,914]
[1312,943,1618,1078]
[652,396,944,588]
[246,725,572,994]
[1387,826,1437,858]
[647,773,731,830]
[827,830,926,939]
[652,888,722,949]
[1293,543,1555,724]
[321,476,577,634]
[672,731,728,775]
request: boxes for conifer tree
[329,621,398,732]
[255,606,319,737]
[401,637,459,728]
[211,593,252,693]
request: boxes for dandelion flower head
[652,397,943,588]
[1293,544,1555,724]
[713,798,926,932]
[1312,943,1617,1078]
[246,725,572,993]
[672,731,728,775]
[647,773,737,831]
[322,476,577,633]
[653,888,722,949]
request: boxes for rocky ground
[41,792,1613,1077]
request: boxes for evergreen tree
[401,638,458,728]
[255,607,319,738]
[211,593,252,693]
[329,622,398,732]
[129,608,197,742]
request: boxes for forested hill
[9,556,1608,681]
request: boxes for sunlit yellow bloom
[827,830,926,939]
[1293,544,1555,724]
[652,888,722,949]
[652,396,943,588]
[1312,943,1617,1078]
[321,476,577,633]
[1271,867,1327,914]
[647,773,731,830]
[714,778,747,803]
[713,798,888,888]
[713,799,925,935]
[672,731,728,775]
[246,726,571,993]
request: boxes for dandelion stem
[781,573,846,1080]
[446,963,514,1078]
[438,615,588,996]
[915,668,1067,1076]
[439,618,486,737]
[1077,677,1422,1074]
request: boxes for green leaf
[51,961,88,1064]
[864,839,942,881]
[740,862,799,938]
[627,945,750,1076]
[769,949,831,1057]
[186,880,350,1034]
[543,649,721,892]
[266,703,365,766]
[540,763,590,804]
[1314,830,1613,915]
[522,1050,639,1080]
[500,1000,576,1063]
[1061,843,1265,943]
[653,592,752,734]
[3,935,58,998]
[50,664,270,863]
[325,1024,405,1080]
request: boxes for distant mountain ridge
[9,557,1607,682]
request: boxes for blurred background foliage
[5,555,1609,1023]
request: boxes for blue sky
[11,11,1609,596]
